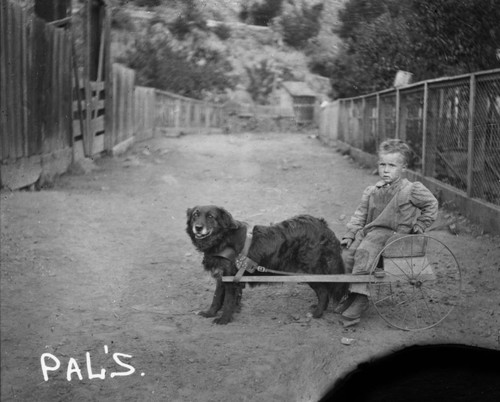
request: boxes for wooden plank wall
[1,0,28,160]
[1,0,72,163]
[107,63,135,149]
[318,101,339,145]
[134,86,156,142]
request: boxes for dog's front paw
[199,309,217,318]
[310,304,324,318]
[213,315,232,325]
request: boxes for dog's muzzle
[193,225,212,239]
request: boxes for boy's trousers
[342,227,395,296]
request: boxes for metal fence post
[399,91,407,142]
[421,82,429,175]
[362,96,367,151]
[376,93,381,149]
[467,74,476,197]
[395,88,400,138]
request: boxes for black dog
[186,205,346,324]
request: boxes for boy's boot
[334,292,357,314]
[342,293,369,320]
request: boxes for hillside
[109,0,347,101]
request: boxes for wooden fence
[1,1,227,188]
[106,63,135,151]
[108,70,227,146]
[154,89,226,136]
[73,78,106,158]
[318,101,339,145]
[1,0,73,162]
[134,86,156,142]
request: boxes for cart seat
[379,235,436,280]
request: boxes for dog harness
[233,228,262,282]
[213,225,298,283]
[211,226,264,282]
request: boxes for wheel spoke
[412,285,420,328]
[388,258,412,280]
[373,293,393,305]
[413,259,432,281]
[419,286,437,324]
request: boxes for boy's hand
[341,238,353,249]
[411,225,424,234]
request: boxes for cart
[222,234,462,331]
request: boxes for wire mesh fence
[335,69,500,206]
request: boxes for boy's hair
[378,139,411,166]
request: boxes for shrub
[239,0,283,26]
[212,23,231,40]
[123,26,234,99]
[168,15,191,39]
[110,7,134,31]
[168,0,207,39]
[245,59,278,104]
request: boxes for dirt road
[1,132,499,401]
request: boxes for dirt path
[1,132,499,401]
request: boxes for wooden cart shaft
[222,273,435,283]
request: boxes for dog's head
[186,205,238,249]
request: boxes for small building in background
[276,81,317,124]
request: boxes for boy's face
[378,152,407,184]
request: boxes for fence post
[350,99,354,145]
[205,103,210,131]
[361,96,367,150]
[337,100,343,141]
[466,74,476,197]
[469,73,487,199]
[399,92,407,142]
[395,88,400,138]
[376,94,381,148]
[421,82,429,175]
[174,99,180,130]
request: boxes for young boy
[337,139,439,323]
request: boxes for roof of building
[281,81,317,97]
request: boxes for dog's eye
[193,210,200,218]
[207,214,214,220]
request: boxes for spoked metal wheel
[368,234,461,331]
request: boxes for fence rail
[154,89,226,135]
[236,103,317,124]
[322,69,500,207]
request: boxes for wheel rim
[369,234,462,331]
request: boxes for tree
[279,1,323,48]
[328,0,500,98]
[330,5,412,97]
[406,0,500,78]
[336,0,389,42]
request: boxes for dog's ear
[186,207,195,224]
[217,207,238,230]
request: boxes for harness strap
[212,225,299,282]
[234,266,247,283]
